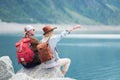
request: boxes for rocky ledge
[0,56,75,80]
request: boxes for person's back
[15,25,40,68]
[38,25,80,76]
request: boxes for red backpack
[15,38,34,64]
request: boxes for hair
[24,27,29,38]
[24,27,27,32]
[44,30,54,38]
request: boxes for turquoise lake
[0,34,120,80]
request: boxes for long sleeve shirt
[41,30,70,67]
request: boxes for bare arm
[68,25,81,32]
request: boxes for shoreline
[0,21,120,34]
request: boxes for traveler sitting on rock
[15,25,40,68]
[37,25,80,76]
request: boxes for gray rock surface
[15,63,76,80]
[18,64,64,78]
[10,73,75,80]
[0,56,75,80]
[0,56,15,80]
[9,73,38,80]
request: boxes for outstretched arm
[50,25,81,46]
[67,25,81,32]
[49,25,80,53]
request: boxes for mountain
[0,0,120,25]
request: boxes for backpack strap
[47,37,58,53]
[47,37,50,42]
[19,42,23,52]
[55,47,58,52]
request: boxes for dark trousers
[22,51,41,68]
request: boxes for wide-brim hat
[43,25,57,35]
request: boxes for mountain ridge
[0,0,120,25]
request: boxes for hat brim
[43,27,57,35]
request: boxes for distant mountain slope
[0,0,120,25]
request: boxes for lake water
[0,34,120,80]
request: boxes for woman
[22,25,40,68]
[40,25,80,76]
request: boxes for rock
[18,65,64,79]
[0,56,75,80]
[15,64,75,80]
[10,73,75,80]
[9,73,38,80]
[0,56,15,80]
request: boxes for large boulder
[9,73,38,80]
[13,64,75,80]
[9,73,75,80]
[0,56,75,80]
[0,56,15,80]
[18,64,64,78]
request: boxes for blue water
[0,34,120,80]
